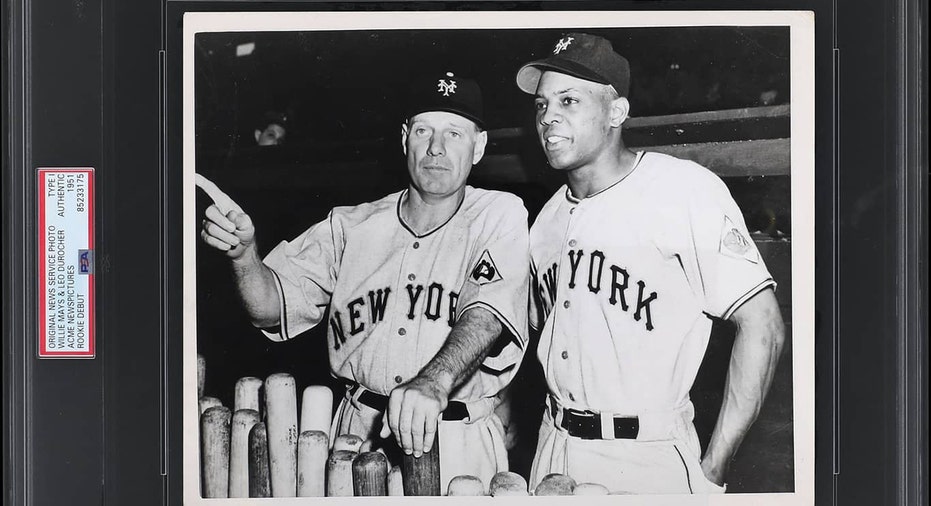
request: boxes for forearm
[230,244,281,328]
[703,289,785,483]
[382,307,505,455]
[418,307,503,394]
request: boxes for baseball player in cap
[200,71,529,491]
[516,33,786,494]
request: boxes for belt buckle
[600,412,615,440]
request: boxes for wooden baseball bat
[447,475,485,496]
[299,385,333,435]
[326,450,357,497]
[228,409,260,498]
[534,473,577,496]
[489,471,528,496]
[387,465,404,496]
[200,406,231,498]
[264,373,298,497]
[332,433,363,453]
[296,430,328,497]
[247,422,271,497]
[234,376,263,413]
[352,451,389,496]
[199,396,221,415]
[356,441,387,461]
[574,482,610,495]
[400,434,440,496]
[196,354,206,398]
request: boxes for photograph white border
[182,10,815,505]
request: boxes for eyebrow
[535,87,580,99]
[410,120,469,130]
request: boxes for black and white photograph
[183,11,814,504]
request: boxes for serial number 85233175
[68,173,86,213]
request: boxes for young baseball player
[516,33,786,494]
[200,71,530,492]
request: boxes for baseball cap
[404,71,485,129]
[516,33,630,97]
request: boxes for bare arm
[701,287,785,486]
[201,204,280,327]
[419,307,503,391]
[380,307,503,457]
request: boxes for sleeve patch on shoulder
[470,249,504,285]
[719,216,759,264]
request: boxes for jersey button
[569,208,576,214]
[398,328,406,336]
[568,239,577,247]
[394,375,403,384]
[408,273,416,281]
[413,241,420,249]
[561,351,569,360]
[568,393,576,401]
[563,300,571,309]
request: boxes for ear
[400,122,410,156]
[471,130,488,165]
[254,130,262,142]
[609,97,630,128]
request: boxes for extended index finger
[195,173,243,215]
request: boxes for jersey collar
[565,151,646,203]
[396,187,468,238]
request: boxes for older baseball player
[516,33,786,494]
[200,71,529,491]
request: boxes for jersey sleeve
[685,174,776,320]
[456,197,531,374]
[260,211,343,340]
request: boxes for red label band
[38,168,95,358]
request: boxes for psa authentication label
[38,168,95,358]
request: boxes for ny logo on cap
[553,36,574,54]
[437,72,458,96]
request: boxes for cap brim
[405,106,484,129]
[516,58,612,94]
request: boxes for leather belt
[551,402,639,440]
[347,383,470,422]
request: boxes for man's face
[402,111,487,199]
[255,123,286,146]
[533,71,622,171]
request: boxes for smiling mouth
[543,135,569,149]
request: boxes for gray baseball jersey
[530,151,774,416]
[262,186,530,402]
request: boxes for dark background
[194,27,789,149]
[194,25,795,493]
